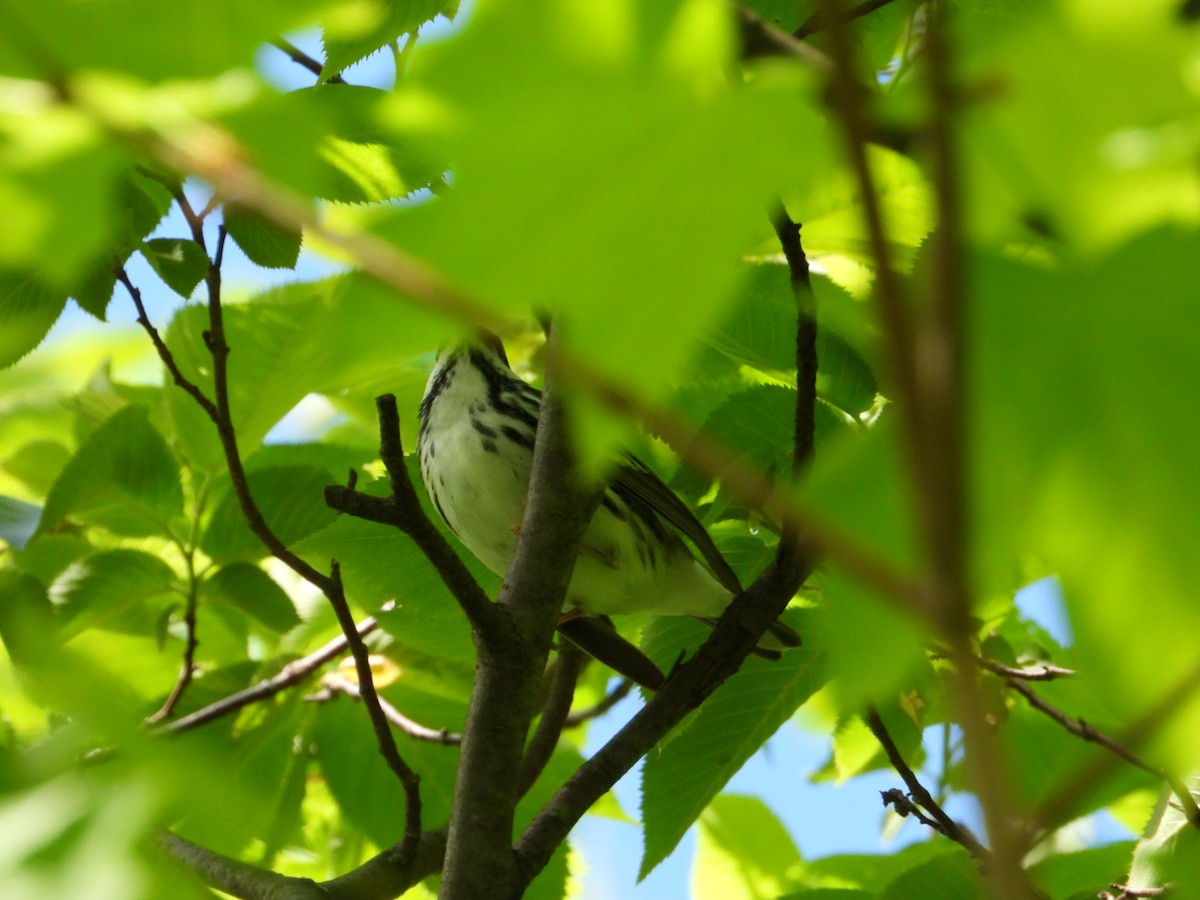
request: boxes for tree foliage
[1,1,1199,898]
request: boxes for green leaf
[0,105,131,286]
[224,208,302,270]
[640,609,827,877]
[0,0,335,80]
[73,173,174,319]
[691,794,803,900]
[202,562,301,633]
[961,2,1199,249]
[11,533,91,584]
[972,230,1200,775]
[321,0,456,79]
[50,548,178,638]
[797,843,969,894]
[141,238,209,299]
[0,495,40,550]
[382,0,832,466]
[162,280,450,469]
[0,272,66,370]
[1127,785,1200,895]
[1027,843,1136,900]
[877,850,985,899]
[313,697,458,847]
[40,405,182,538]
[201,465,337,562]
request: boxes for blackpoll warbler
[417,335,800,687]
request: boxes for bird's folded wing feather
[610,454,743,596]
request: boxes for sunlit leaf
[321,0,456,79]
[50,548,178,638]
[640,610,827,877]
[692,794,803,900]
[223,207,302,270]
[141,238,209,299]
[202,562,301,633]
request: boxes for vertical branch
[441,325,602,900]
[919,2,1031,894]
[518,643,585,796]
[771,204,818,578]
[145,576,200,723]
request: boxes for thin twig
[325,563,424,852]
[1032,658,1200,838]
[1007,678,1200,827]
[865,708,990,861]
[977,657,1075,681]
[117,269,218,419]
[519,643,584,796]
[160,609,388,735]
[145,578,201,724]
[148,204,423,850]
[564,679,634,727]
[771,202,819,584]
[270,38,346,84]
[796,0,903,39]
[318,673,462,746]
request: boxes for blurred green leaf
[383,0,831,466]
[692,794,804,900]
[40,405,182,538]
[0,0,334,80]
[50,548,177,638]
[1027,842,1136,900]
[877,849,985,899]
[0,273,66,371]
[0,104,130,287]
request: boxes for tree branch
[159,827,448,900]
[513,218,822,889]
[519,642,584,796]
[269,38,346,84]
[377,394,495,630]
[145,576,201,723]
[440,324,604,900]
[325,563,425,855]
[1032,658,1200,838]
[318,673,463,746]
[159,608,388,735]
[118,268,218,420]
[564,679,634,727]
[513,558,806,890]
[865,708,990,860]
[795,0,903,40]
[1007,677,1200,828]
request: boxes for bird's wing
[610,454,744,596]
